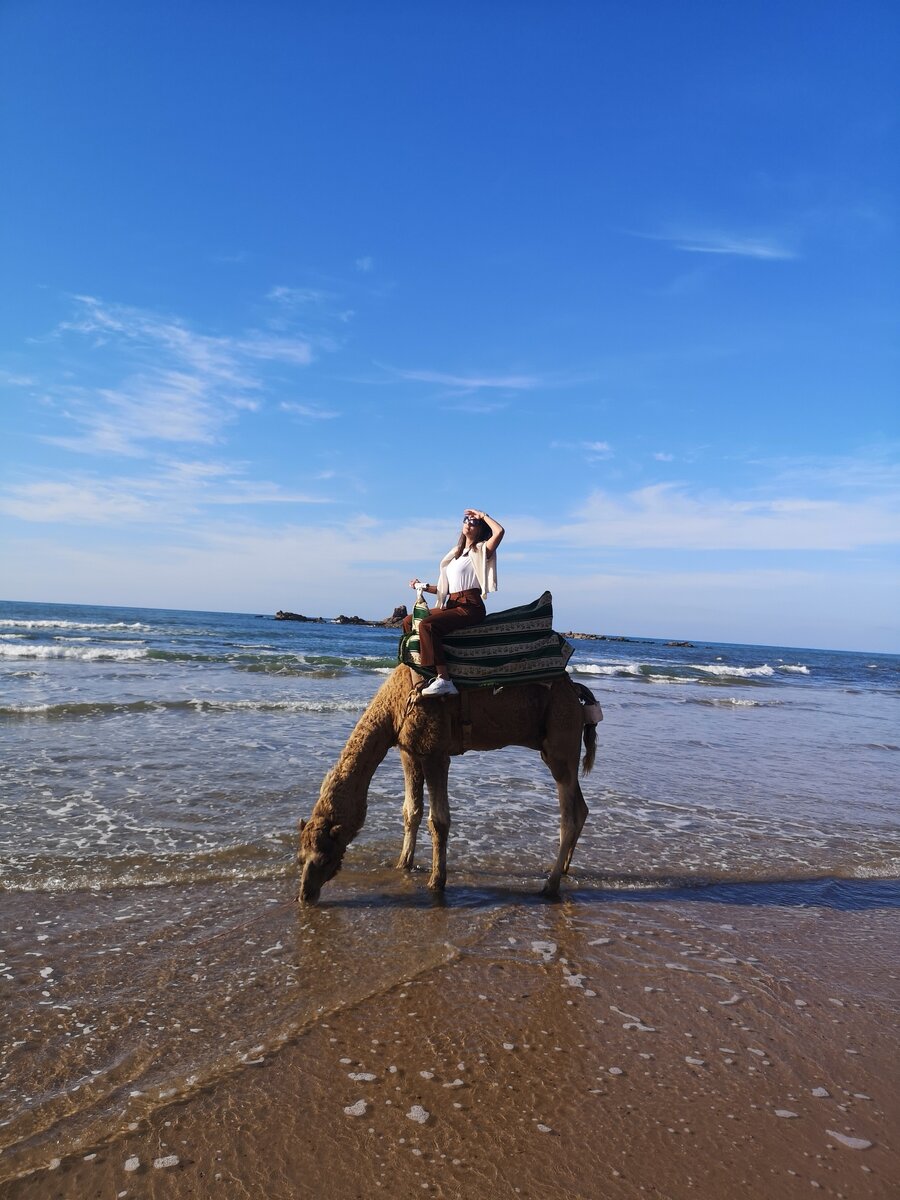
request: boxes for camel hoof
[427,876,446,892]
[395,857,414,871]
[540,880,561,900]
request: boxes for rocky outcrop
[562,632,653,644]
[276,605,409,627]
[377,605,408,628]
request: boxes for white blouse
[444,551,479,594]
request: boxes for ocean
[1,599,898,1190]
[2,599,897,895]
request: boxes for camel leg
[396,750,425,871]
[541,751,589,897]
[423,754,451,891]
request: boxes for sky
[1,1,897,652]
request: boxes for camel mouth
[298,862,323,905]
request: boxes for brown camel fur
[298,665,599,903]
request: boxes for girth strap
[459,688,473,753]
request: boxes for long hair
[454,517,491,558]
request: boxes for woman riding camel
[403,508,504,697]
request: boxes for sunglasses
[463,515,479,525]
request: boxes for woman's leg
[417,602,485,677]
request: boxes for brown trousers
[402,590,486,670]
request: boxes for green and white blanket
[398,590,574,688]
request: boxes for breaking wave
[571,661,783,686]
[0,619,150,632]
[0,642,147,663]
[0,697,368,719]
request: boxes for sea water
[1,599,898,1179]
[2,599,897,893]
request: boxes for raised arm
[466,509,504,555]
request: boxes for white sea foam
[777,664,810,674]
[0,619,150,632]
[574,660,779,681]
[188,698,366,713]
[573,662,643,676]
[695,663,775,678]
[0,643,147,662]
[647,674,697,684]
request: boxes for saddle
[398,590,574,689]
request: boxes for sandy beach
[3,869,897,1200]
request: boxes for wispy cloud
[445,397,512,414]
[565,483,899,550]
[36,294,322,456]
[0,369,36,387]
[279,401,341,420]
[238,334,313,365]
[752,448,900,494]
[653,451,674,461]
[267,285,330,307]
[0,460,332,524]
[355,256,374,272]
[0,480,154,524]
[45,372,244,457]
[637,229,796,260]
[267,285,354,325]
[390,366,541,390]
[551,439,614,462]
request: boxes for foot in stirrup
[421,676,458,697]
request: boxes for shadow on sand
[302,871,900,913]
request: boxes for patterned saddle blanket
[398,590,574,689]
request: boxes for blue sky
[1,1,897,651]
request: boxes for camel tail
[572,682,601,776]
[582,722,597,775]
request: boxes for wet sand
[2,872,897,1200]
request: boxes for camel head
[297,816,345,904]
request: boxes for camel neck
[318,687,397,844]
[338,699,395,783]
[313,669,412,855]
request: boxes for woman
[403,508,504,696]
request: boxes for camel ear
[298,818,307,832]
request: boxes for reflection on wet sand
[2,867,898,1199]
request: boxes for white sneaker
[421,676,458,697]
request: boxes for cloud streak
[279,401,341,420]
[637,230,796,260]
[390,366,541,390]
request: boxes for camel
[297,665,600,904]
